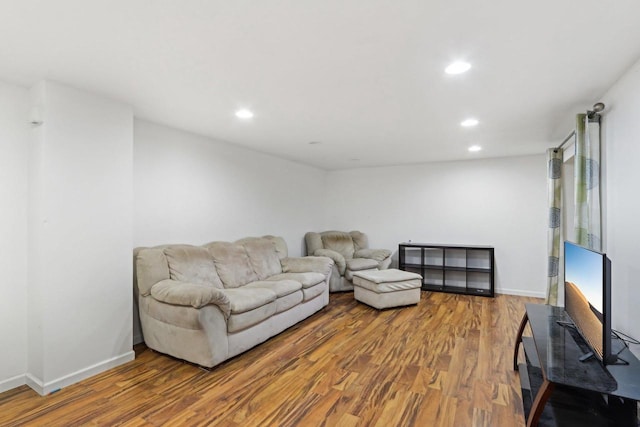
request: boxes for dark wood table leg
[513,310,529,370]
[527,378,555,427]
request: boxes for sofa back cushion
[237,237,282,280]
[206,241,259,288]
[135,247,171,296]
[305,232,323,256]
[261,235,288,260]
[164,245,224,289]
[349,230,369,251]
[321,231,356,259]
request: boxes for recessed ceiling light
[235,109,254,119]
[468,145,482,152]
[461,118,479,127]
[445,61,471,75]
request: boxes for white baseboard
[26,351,135,396]
[25,373,43,395]
[0,374,26,394]
[496,288,545,299]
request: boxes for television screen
[564,241,612,364]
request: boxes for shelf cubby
[398,243,495,297]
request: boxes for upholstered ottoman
[352,269,422,309]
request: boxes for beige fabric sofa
[134,235,333,368]
[305,230,392,292]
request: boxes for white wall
[26,81,134,394]
[134,120,326,255]
[601,58,640,356]
[324,155,548,297]
[0,81,29,393]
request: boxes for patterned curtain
[546,148,563,305]
[574,113,602,251]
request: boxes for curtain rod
[553,102,605,152]
[554,131,575,152]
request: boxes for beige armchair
[305,230,392,292]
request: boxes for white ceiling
[2,1,640,170]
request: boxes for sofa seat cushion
[222,288,277,314]
[243,280,301,297]
[302,282,326,301]
[164,245,224,289]
[267,272,325,289]
[275,291,304,313]
[227,302,277,333]
[346,258,380,272]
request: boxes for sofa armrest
[150,279,230,318]
[281,256,334,277]
[312,249,346,275]
[354,248,391,262]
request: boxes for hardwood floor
[0,292,540,426]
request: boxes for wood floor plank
[0,292,540,426]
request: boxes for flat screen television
[563,240,615,365]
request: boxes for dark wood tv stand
[514,303,640,427]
